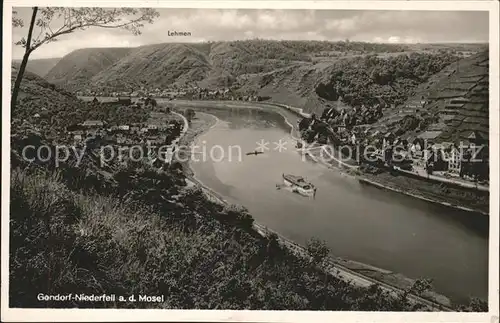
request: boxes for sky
[11,8,489,59]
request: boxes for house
[82,120,104,128]
[447,145,462,173]
[116,136,127,144]
[117,97,132,105]
[147,124,159,134]
[382,132,395,147]
[425,147,447,172]
[417,131,442,141]
[118,125,130,131]
[464,130,487,146]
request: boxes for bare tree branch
[11,7,160,112]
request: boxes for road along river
[181,103,488,305]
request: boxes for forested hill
[40,40,485,114]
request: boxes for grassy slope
[91,43,212,90]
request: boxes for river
[188,107,488,305]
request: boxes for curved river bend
[188,107,488,305]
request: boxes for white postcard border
[2,1,499,322]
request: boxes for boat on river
[282,174,316,197]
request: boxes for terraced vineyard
[370,51,489,144]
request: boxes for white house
[447,146,462,173]
[351,133,356,145]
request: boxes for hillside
[369,51,489,144]
[11,65,148,135]
[45,47,131,86]
[43,40,416,90]
[13,57,61,77]
[90,43,213,90]
[42,40,486,116]
[11,64,86,127]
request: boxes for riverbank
[304,145,488,215]
[174,111,219,177]
[171,103,454,310]
[360,172,489,216]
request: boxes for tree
[221,204,254,229]
[11,7,160,113]
[185,108,196,123]
[408,278,433,296]
[458,297,488,312]
[306,238,330,266]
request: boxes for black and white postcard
[2,1,499,322]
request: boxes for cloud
[388,36,401,43]
[325,17,358,32]
[10,8,489,59]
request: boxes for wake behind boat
[281,173,317,198]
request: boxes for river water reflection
[189,108,489,304]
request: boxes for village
[299,101,489,190]
[76,85,266,102]
[64,99,184,169]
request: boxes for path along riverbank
[169,103,454,311]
